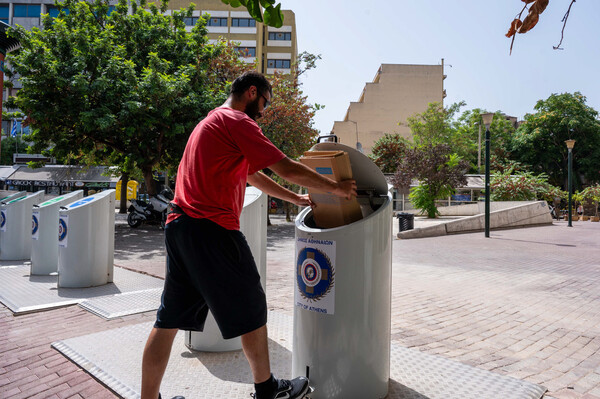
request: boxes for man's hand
[334,179,357,200]
[292,194,314,207]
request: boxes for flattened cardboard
[300,151,363,228]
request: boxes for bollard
[185,187,267,352]
[57,190,115,288]
[31,190,84,275]
[0,191,45,260]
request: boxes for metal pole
[485,127,491,237]
[568,148,573,227]
[478,123,482,173]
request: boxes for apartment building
[0,0,297,134]
[332,61,447,155]
[164,0,297,75]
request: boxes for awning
[4,165,119,188]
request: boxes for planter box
[590,216,599,222]
[580,215,590,221]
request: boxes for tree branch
[553,0,576,50]
[510,4,529,55]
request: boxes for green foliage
[369,133,409,173]
[580,184,600,217]
[0,136,29,165]
[455,108,516,171]
[220,0,283,28]
[392,144,469,218]
[508,92,600,189]
[490,170,566,202]
[405,102,517,173]
[7,0,238,194]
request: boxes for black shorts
[154,214,267,339]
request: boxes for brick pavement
[1,215,600,398]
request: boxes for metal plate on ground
[52,311,545,399]
[0,263,164,315]
[78,288,163,319]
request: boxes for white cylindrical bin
[186,187,267,352]
[31,190,84,275]
[0,191,27,204]
[293,142,392,399]
[57,190,116,288]
[0,191,45,260]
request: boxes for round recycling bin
[57,190,115,288]
[0,190,45,260]
[293,142,392,399]
[31,190,84,275]
[186,187,267,352]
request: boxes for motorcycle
[127,188,174,229]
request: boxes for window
[47,5,69,17]
[0,5,8,23]
[184,17,200,26]
[207,17,227,27]
[267,59,290,69]
[231,18,255,27]
[13,4,41,18]
[235,47,256,57]
[268,32,291,41]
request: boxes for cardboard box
[300,150,363,228]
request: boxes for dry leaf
[532,0,549,14]
[521,0,536,3]
[519,12,539,33]
[506,19,523,37]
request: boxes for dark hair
[230,71,272,98]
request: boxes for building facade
[332,61,447,155]
[0,0,298,133]
[164,0,297,75]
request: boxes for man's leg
[241,324,271,383]
[141,327,179,399]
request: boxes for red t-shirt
[169,107,285,230]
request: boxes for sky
[274,0,600,135]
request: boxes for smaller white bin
[0,191,45,260]
[57,190,115,288]
[31,190,84,275]
[186,187,267,352]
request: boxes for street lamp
[565,139,576,227]
[481,112,494,238]
[348,120,363,153]
[474,122,482,173]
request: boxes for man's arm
[266,157,357,199]
[247,171,312,207]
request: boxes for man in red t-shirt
[141,72,356,399]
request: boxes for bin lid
[310,142,388,196]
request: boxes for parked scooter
[127,188,174,229]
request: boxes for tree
[506,0,577,54]
[259,52,322,221]
[392,144,469,218]
[369,133,409,174]
[7,0,232,196]
[0,136,29,165]
[455,109,516,172]
[509,92,600,190]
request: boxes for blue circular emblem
[296,247,334,301]
[0,211,5,228]
[58,218,67,242]
[32,215,39,235]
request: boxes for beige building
[332,61,447,155]
[164,0,297,75]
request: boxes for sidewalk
[1,215,600,398]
